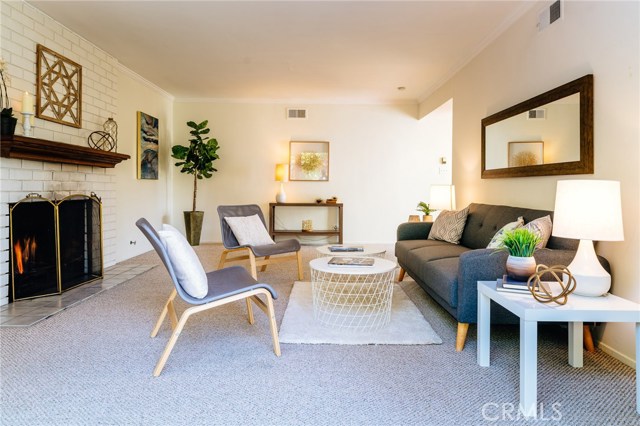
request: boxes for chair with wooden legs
[136,218,280,377]
[217,204,304,281]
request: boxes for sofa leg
[583,324,595,352]
[398,268,405,282]
[456,322,469,352]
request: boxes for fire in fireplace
[9,193,103,302]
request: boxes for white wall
[420,1,639,365]
[171,101,452,244]
[114,66,173,261]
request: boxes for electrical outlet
[439,166,449,175]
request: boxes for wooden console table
[269,202,343,244]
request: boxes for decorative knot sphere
[88,131,116,152]
[527,264,576,305]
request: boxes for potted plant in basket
[416,201,434,222]
[0,57,17,136]
[496,228,541,281]
[171,120,220,246]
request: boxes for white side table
[309,257,396,331]
[476,280,640,418]
[315,244,387,258]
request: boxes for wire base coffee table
[309,257,396,331]
[315,244,387,259]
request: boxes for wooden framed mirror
[481,74,593,179]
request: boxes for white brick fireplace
[1,1,123,306]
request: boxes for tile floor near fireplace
[0,264,154,327]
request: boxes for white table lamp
[552,180,624,297]
[429,185,456,221]
[275,163,288,203]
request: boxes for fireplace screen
[10,193,103,301]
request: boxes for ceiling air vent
[538,0,562,32]
[527,108,546,120]
[287,108,307,119]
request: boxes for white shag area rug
[279,282,442,345]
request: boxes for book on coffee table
[496,276,538,294]
[328,245,364,252]
[328,256,375,267]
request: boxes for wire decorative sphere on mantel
[527,264,576,305]
[87,130,116,152]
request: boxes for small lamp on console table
[275,163,288,203]
[430,184,456,220]
[552,180,624,297]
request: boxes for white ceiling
[28,1,534,103]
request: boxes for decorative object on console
[103,117,118,151]
[137,111,159,180]
[527,264,576,305]
[289,141,329,181]
[275,163,287,203]
[508,141,544,167]
[416,201,433,222]
[302,220,313,232]
[552,180,624,297]
[496,228,541,281]
[326,196,338,204]
[0,57,17,136]
[36,44,82,128]
[171,120,221,246]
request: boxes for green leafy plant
[497,228,541,257]
[171,120,220,212]
[416,201,433,216]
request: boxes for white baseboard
[598,341,636,369]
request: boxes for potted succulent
[416,201,434,222]
[497,228,542,281]
[0,57,17,136]
[171,120,220,245]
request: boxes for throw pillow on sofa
[486,216,524,249]
[428,206,470,244]
[523,215,553,248]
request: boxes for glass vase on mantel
[505,255,536,282]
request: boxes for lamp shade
[552,180,624,241]
[430,185,456,210]
[275,163,288,182]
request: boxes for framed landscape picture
[137,112,159,179]
[508,141,544,167]
[289,141,329,181]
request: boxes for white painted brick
[0,169,8,180]
[0,261,7,275]
[10,169,32,180]
[34,24,55,41]
[61,164,78,173]
[68,172,85,182]
[21,160,43,170]
[8,192,25,203]
[43,163,61,171]
[33,171,53,181]
[11,31,35,50]
[34,128,54,141]
[52,171,70,181]
[43,181,61,192]
[23,3,45,25]
[10,11,34,31]
[1,274,8,286]
[0,158,22,169]
[61,181,78,191]
[1,38,23,57]
[77,166,93,174]
[22,181,43,191]
[1,179,22,192]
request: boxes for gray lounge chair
[217,204,304,280]
[136,218,280,376]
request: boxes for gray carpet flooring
[0,244,637,426]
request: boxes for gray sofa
[395,203,609,351]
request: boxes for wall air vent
[527,108,546,120]
[286,108,307,119]
[538,0,562,32]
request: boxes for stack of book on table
[328,245,364,252]
[496,274,538,294]
[328,257,375,267]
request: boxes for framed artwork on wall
[289,141,329,181]
[36,44,82,128]
[508,141,544,167]
[137,111,159,180]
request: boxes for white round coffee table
[309,257,397,331]
[315,244,387,258]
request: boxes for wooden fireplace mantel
[1,135,130,168]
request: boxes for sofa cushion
[420,257,461,307]
[459,203,571,250]
[395,239,451,262]
[523,215,553,248]
[428,206,470,244]
[486,216,524,249]
[402,243,470,281]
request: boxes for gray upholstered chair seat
[250,239,300,257]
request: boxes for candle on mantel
[21,113,35,126]
[22,91,34,114]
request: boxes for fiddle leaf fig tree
[172,120,220,212]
